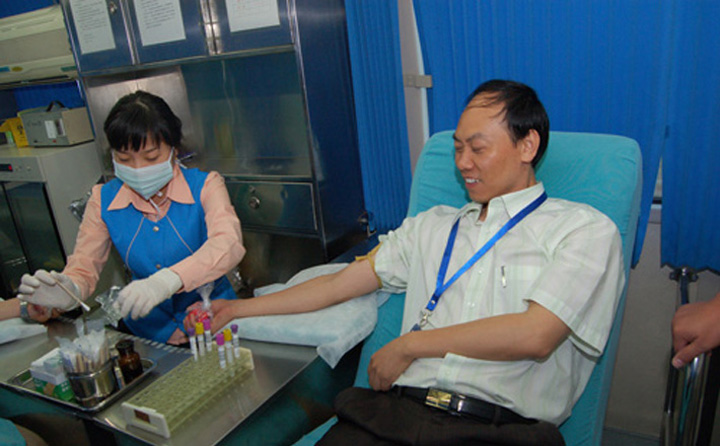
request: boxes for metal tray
[4,358,156,413]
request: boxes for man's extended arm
[368,301,570,390]
[206,259,380,332]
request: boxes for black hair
[103,90,183,152]
[465,80,549,167]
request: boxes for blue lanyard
[412,192,547,331]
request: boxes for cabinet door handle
[248,196,261,209]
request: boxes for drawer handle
[248,196,261,209]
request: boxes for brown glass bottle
[116,339,143,383]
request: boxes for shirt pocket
[492,265,543,314]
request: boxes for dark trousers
[317,387,565,446]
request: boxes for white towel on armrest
[226,263,389,368]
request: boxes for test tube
[223,329,234,364]
[203,319,213,352]
[188,327,198,361]
[231,323,241,361]
[195,322,206,357]
[231,324,240,349]
[216,333,227,369]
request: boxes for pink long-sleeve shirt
[63,164,245,298]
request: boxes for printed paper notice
[135,0,186,47]
[226,0,280,33]
[69,0,116,55]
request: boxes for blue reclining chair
[295,130,642,446]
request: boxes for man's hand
[209,299,241,333]
[27,303,60,323]
[183,299,237,333]
[672,292,720,368]
[367,334,416,391]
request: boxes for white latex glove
[17,270,81,311]
[116,268,183,320]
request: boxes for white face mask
[113,149,175,200]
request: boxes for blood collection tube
[188,326,198,361]
[223,329,234,364]
[195,322,206,357]
[203,319,213,352]
[216,333,227,369]
[231,324,240,348]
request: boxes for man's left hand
[367,335,415,391]
[27,303,60,323]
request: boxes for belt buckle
[425,388,452,411]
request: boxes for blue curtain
[346,0,412,232]
[413,0,673,266]
[661,2,720,272]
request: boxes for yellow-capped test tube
[223,329,234,363]
[195,322,206,356]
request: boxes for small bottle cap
[203,319,211,330]
[231,324,238,334]
[188,327,195,337]
[195,321,204,335]
[223,329,232,342]
[116,339,134,355]
[215,333,224,346]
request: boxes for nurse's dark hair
[465,80,549,167]
[104,90,183,152]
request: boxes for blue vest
[101,168,235,342]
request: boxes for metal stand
[661,267,719,446]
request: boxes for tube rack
[121,346,254,438]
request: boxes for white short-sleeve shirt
[373,183,625,424]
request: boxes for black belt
[393,386,536,425]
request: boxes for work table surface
[0,315,319,446]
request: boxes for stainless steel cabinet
[207,0,292,53]
[0,183,65,297]
[61,0,293,74]
[125,0,209,63]
[76,0,365,291]
[0,143,104,297]
[61,0,135,72]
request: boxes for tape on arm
[354,243,383,289]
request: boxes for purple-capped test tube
[231,324,240,349]
[216,333,227,369]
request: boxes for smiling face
[453,94,540,217]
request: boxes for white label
[135,0,187,47]
[44,119,66,139]
[226,0,280,33]
[70,0,116,55]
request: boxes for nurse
[18,91,245,344]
